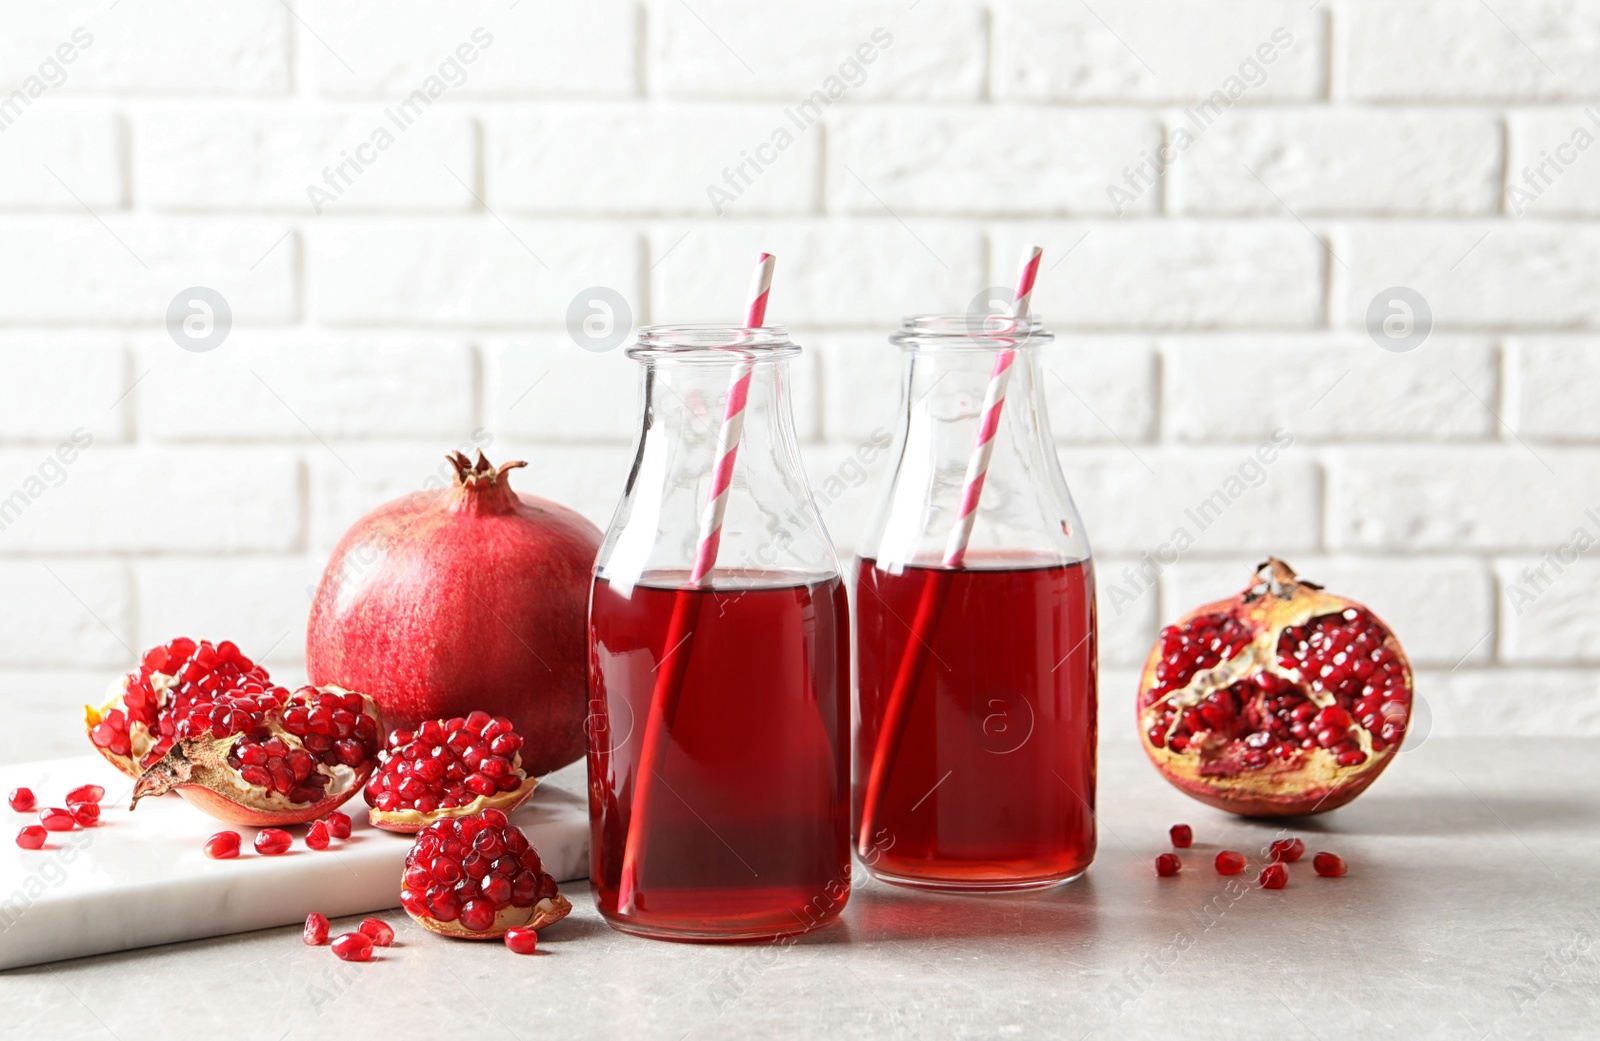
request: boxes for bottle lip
[628,324,799,361]
[890,313,1053,350]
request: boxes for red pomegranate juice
[588,571,850,939]
[855,556,1097,889]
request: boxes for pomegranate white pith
[1137,559,1413,817]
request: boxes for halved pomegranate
[86,638,383,826]
[363,713,538,833]
[400,809,570,940]
[1137,559,1413,817]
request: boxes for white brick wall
[3,0,1598,761]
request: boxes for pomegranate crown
[1242,557,1323,603]
[448,450,527,487]
[445,451,529,515]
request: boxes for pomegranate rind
[410,894,571,941]
[367,774,539,834]
[1137,558,1414,818]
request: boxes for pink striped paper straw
[941,244,1042,566]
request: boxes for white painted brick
[649,221,984,327]
[1173,110,1502,216]
[0,335,127,443]
[648,1,985,101]
[136,558,322,669]
[0,0,289,94]
[1059,446,1321,556]
[1341,223,1600,329]
[1498,557,1600,663]
[993,1,1325,101]
[1347,2,1600,101]
[992,223,1325,329]
[132,333,475,442]
[1099,669,1146,745]
[307,220,640,326]
[136,109,477,212]
[489,443,631,535]
[487,105,819,216]
[804,441,897,564]
[1510,338,1600,440]
[1166,336,1498,442]
[0,561,132,668]
[828,108,1160,218]
[1328,449,1600,551]
[1095,558,1160,668]
[0,218,297,323]
[1170,557,1494,668]
[306,1,635,98]
[814,333,901,445]
[0,670,124,764]
[0,111,122,208]
[0,448,301,554]
[1505,108,1600,216]
[1424,669,1600,735]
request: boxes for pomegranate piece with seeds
[1270,837,1305,863]
[1258,863,1288,889]
[331,932,374,962]
[1155,853,1182,877]
[505,927,538,954]
[1169,823,1193,848]
[86,638,384,827]
[1313,852,1347,877]
[359,918,395,946]
[204,831,241,859]
[1214,850,1246,875]
[16,826,46,849]
[363,713,538,834]
[39,807,75,832]
[1137,559,1414,817]
[304,913,329,945]
[400,808,571,940]
[255,828,292,855]
[9,787,37,812]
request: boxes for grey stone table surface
[5,737,1598,1041]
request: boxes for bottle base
[598,912,842,944]
[863,864,1087,894]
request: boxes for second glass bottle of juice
[588,325,850,941]
[854,313,1097,890]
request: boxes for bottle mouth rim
[890,313,1052,349]
[629,324,798,360]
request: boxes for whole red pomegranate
[1137,559,1413,817]
[307,452,601,776]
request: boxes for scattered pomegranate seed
[1269,837,1305,863]
[1214,850,1246,875]
[1313,852,1347,877]
[204,831,241,859]
[358,918,395,947]
[325,811,352,840]
[1155,853,1182,877]
[303,912,330,945]
[1169,823,1193,848]
[39,807,75,832]
[1257,863,1288,889]
[16,825,46,849]
[8,787,36,812]
[332,932,374,962]
[305,820,330,851]
[255,828,292,855]
[68,801,100,827]
[66,784,105,805]
[504,927,538,955]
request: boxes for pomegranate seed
[325,811,352,840]
[67,801,100,827]
[66,784,105,805]
[1269,837,1305,863]
[39,807,75,832]
[1257,863,1288,889]
[8,787,37,812]
[358,918,395,946]
[255,828,292,855]
[1214,850,1246,875]
[304,912,330,945]
[504,927,538,954]
[1313,852,1347,877]
[331,932,374,962]
[16,825,46,849]
[305,821,330,851]
[1155,853,1181,877]
[204,831,241,859]
[1169,824,1193,848]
